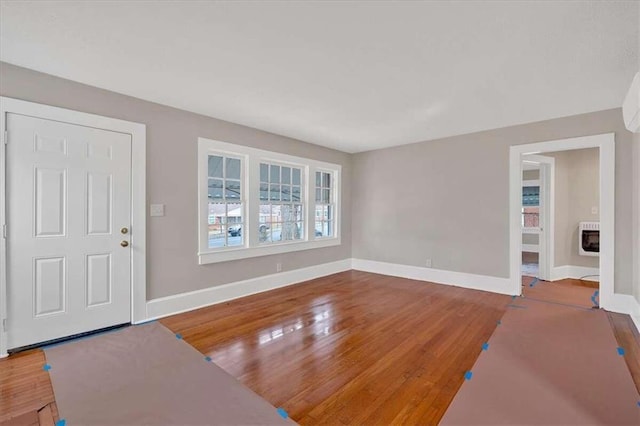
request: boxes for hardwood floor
[160,270,510,424]
[0,349,57,425]
[607,311,640,395]
[0,270,638,425]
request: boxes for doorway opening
[509,133,614,310]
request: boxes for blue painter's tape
[175,333,183,340]
[497,320,502,325]
[205,356,212,362]
[637,401,640,408]
[482,342,489,351]
[617,347,625,356]
[277,407,288,419]
[56,419,66,426]
[591,290,600,307]
[464,371,473,380]
[511,295,516,300]
[529,277,539,287]
[43,363,51,372]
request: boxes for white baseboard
[551,265,599,282]
[144,258,352,321]
[351,258,514,295]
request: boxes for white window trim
[197,138,341,264]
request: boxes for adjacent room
[1,1,639,425]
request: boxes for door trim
[0,97,147,357]
[509,133,614,308]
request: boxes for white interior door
[6,113,132,349]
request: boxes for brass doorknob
[120,241,129,247]
[121,227,129,234]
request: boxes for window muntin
[315,171,334,238]
[207,155,244,249]
[259,162,304,243]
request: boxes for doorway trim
[0,97,147,357]
[509,133,615,308]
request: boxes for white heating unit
[579,221,599,257]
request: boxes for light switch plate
[150,204,165,217]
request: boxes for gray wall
[546,148,599,269]
[352,109,635,295]
[0,62,352,299]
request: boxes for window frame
[198,137,341,264]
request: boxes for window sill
[198,237,341,264]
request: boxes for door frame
[509,133,614,308]
[521,154,555,282]
[0,97,147,357]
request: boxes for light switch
[150,204,165,217]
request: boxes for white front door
[6,113,132,349]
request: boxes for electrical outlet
[591,206,598,215]
[276,262,282,272]
[425,259,432,268]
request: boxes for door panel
[6,113,132,349]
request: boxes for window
[198,138,341,264]
[207,155,243,249]
[259,163,304,243]
[522,185,540,228]
[315,171,334,238]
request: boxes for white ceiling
[1,1,638,153]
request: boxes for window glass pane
[322,172,331,188]
[208,225,226,249]
[225,179,241,199]
[323,189,330,203]
[292,186,301,202]
[294,204,303,222]
[326,205,333,221]
[271,204,282,221]
[260,183,269,201]
[281,221,298,241]
[523,207,540,228]
[296,222,304,239]
[226,203,243,246]
[271,222,283,241]
[282,185,291,201]
[292,168,301,185]
[208,178,223,199]
[226,158,241,180]
[270,165,280,184]
[315,205,323,219]
[315,171,322,186]
[522,186,540,206]
[260,163,269,182]
[315,188,321,202]
[208,156,223,178]
[282,167,291,184]
[259,224,272,243]
[270,184,280,201]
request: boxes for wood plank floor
[1,270,638,425]
[160,270,510,424]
